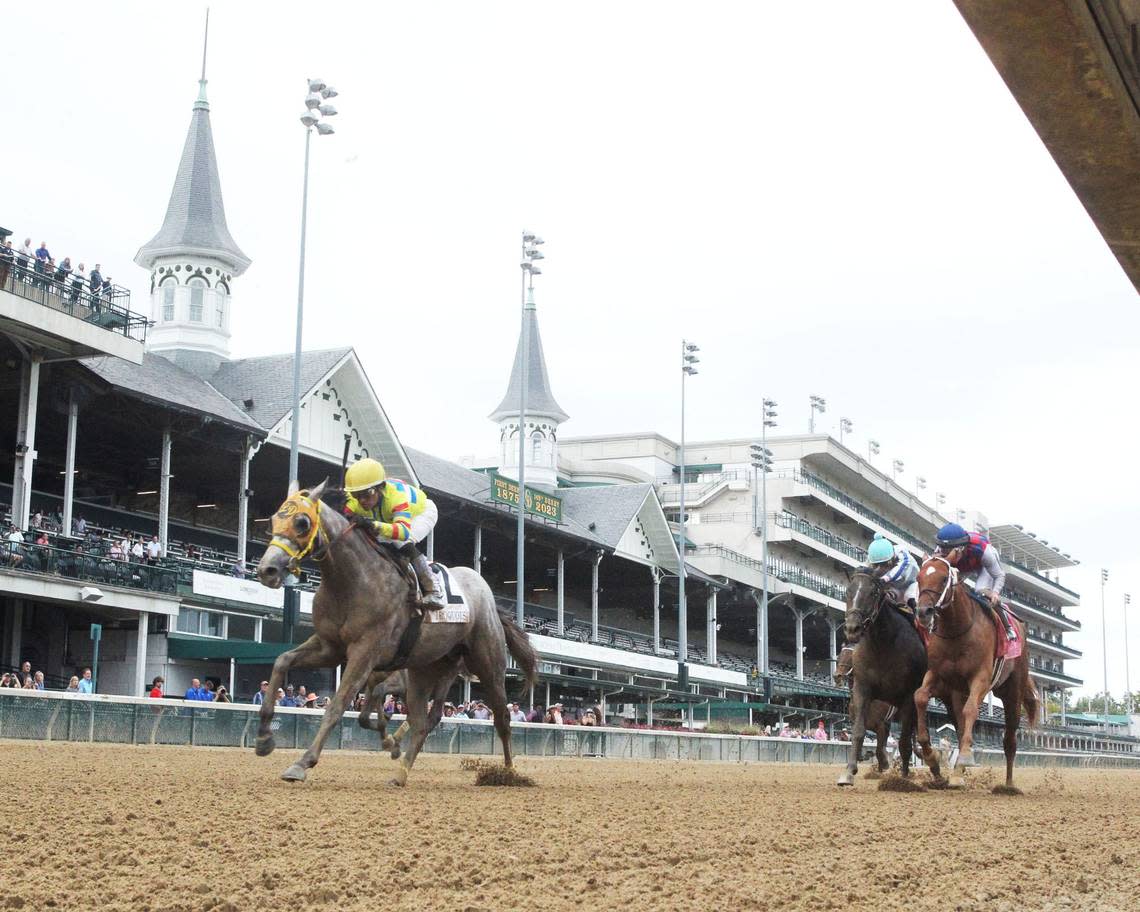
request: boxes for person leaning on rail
[341,457,446,610]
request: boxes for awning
[166,633,288,663]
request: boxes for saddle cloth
[423,563,469,624]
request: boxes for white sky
[6,1,1139,699]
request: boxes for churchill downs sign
[489,473,563,522]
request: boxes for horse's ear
[841,567,853,583]
[309,477,329,501]
[288,479,300,496]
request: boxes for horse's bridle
[266,492,331,576]
[847,571,888,635]
[916,555,978,638]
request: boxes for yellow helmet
[344,458,386,493]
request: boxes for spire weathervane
[196,8,210,109]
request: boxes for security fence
[2,690,1138,769]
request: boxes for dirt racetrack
[1,741,1136,912]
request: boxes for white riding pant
[407,500,438,545]
[975,568,1000,596]
[888,581,919,605]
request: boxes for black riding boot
[401,543,446,609]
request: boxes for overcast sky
[7,1,1138,698]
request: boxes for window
[215,282,228,328]
[189,277,206,322]
[175,608,224,638]
[531,431,543,463]
[161,278,176,321]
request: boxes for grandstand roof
[134,79,249,272]
[559,484,653,548]
[488,303,568,423]
[80,352,264,434]
[211,347,352,429]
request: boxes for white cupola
[488,285,569,488]
[134,64,250,377]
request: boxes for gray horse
[255,481,537,786]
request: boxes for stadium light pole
[868,439,880,462]
[754,397,776,674]
[1101,568,1110,728]
[515,232,544,628]
[936,492,947,511]
[809,395,826,434]
[891,459,904,482]
[839,417,853,446]
[288,78,338,485]
[678,341,699,686]
[1124,593,1132,716]
[915,476,926,497]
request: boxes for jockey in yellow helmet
[342,458,446,609]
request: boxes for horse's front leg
[837,682,867,786]
[256,635,341,757]
[913,670,941,779]
[280,641,382,782]
[955,672,990,768]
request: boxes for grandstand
[1,64,1133,758]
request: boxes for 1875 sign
[489,473,562,522]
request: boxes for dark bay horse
[836,570,927,786]
[913,556,1038,791]
[834,646,892,775]
[255,481,537,786]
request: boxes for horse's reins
[918,555,977,640]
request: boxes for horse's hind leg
[898,701,916,778]
[389,659,458,787]
[256,635,341,757]
[280,642,380,783]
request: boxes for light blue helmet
[867,533,895,565]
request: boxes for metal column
[651,567,662,653]
[236,435,252,567]
[158,426,172,557]
[11,356,41,531]
[751,589,768,674]
[827,616,841,679]
[473,524,482,576]
[706,587,717,665]
[591,551,603,641]
[426,530,435,561]
[556,549,565,635]
[62,391,78,535]
[792,602,814,681]
[134,612,149,697]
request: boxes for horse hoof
[280,764,308,783]
[381,736,394,750]
[956,751,978,768]
[255,736,276,757]
[836,772,855,787]
[389,746,402,761]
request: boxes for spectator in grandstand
[296,685,308,704]
[149,676,165,698]
[215,685,232,704]
[452,703,470,719]
[65,676,80,693]
[509,703,527,723]
[472,701,491,720]
[280,685,298,707]
[0,672,16,688]
[184,543,200,562]
[276,688,287,706]
[230,560,245,578]
[813,720,827,741]
[17,239,33,277]
[78,668,94,694]
[20,660,31,680]
[31,510,43,530]
[33,671,45,691]
[0,239,13,287]
[204,680,217,700]
[7,526,25,568]
[88,264,103,295]
[442,703,455,718]
[109,538,125,561]
[545,703,564,725]
[72,515,87,537]
[130,538,145,562]
[146,535,161,563]
[383,693,396,715]
[184,678,211,701]
[526,705,544,723]
[252,681,269,705]
[22,676,35,690]
[580,709,597,727]
[304,692,318,708]
[56,257,72,288]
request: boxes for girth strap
[382,611,424,674]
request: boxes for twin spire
[134,9,249,273]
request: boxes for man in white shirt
[146,535,161,563]
[131,539,145,561]
[6,526,25,568]
[509,703,527,723]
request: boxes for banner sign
[489,473,563,522]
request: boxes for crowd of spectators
[1,661,93,693]
[0,236,116,311]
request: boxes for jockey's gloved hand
[347,513,372,530]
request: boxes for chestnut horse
[913,556,1038,791]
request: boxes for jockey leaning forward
[342,458,446,610]
[933,522,1017,641]
[866,533,918,609]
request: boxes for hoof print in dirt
[991,785,1023,796]
[878,774,927,793]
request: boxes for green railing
[2,541,179,593]
[3,691,1136,767]
[693,544,846,602]
[773,513,867,562]
[792,469,930,555]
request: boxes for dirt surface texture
[1,742,1136,912]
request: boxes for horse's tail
[498,609,538,699]
[1023,675,1040,729]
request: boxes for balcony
[1027,633,1082,660]
[1,255,147,361]
[1004,557,1080,603]
[772,512,867,564]
[1004,588,1080,630]
[691,544,846,603]
[791,469,929,555]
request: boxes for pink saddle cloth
[991,605,1023,661]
